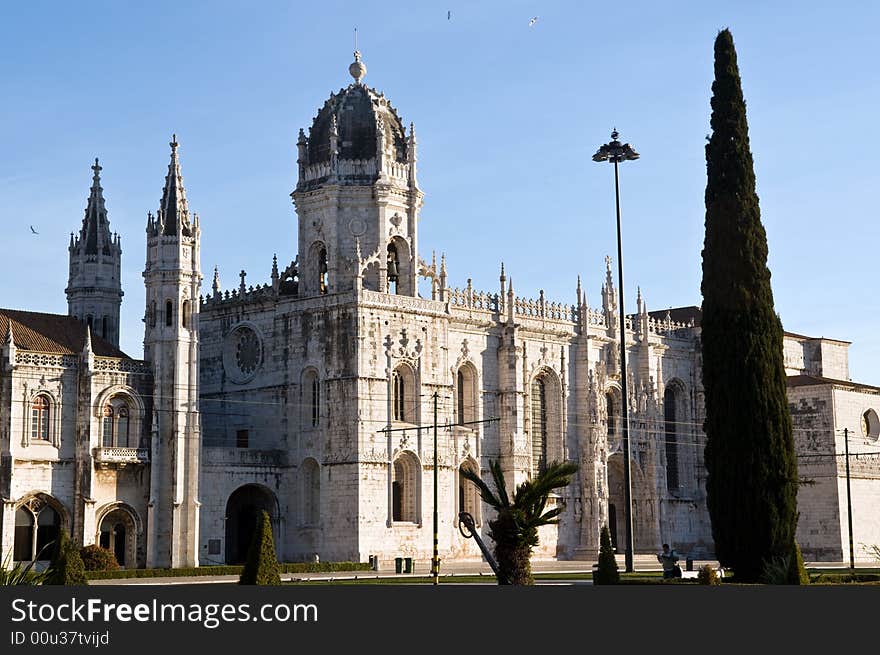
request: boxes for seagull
[448,10,451,20]
[29,225,38,235]
[528,16,539,27]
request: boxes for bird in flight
[528,16,539,27]
[448,10,451,20]
[29,225,39,235]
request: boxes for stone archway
[224,484,279,564]
[98,508,138,568]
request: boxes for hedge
[85,561,371,580]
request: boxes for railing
[93,447,150,464]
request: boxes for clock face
[223,324,263,383]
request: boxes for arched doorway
[607,455,625,553]
[225,485,278,564]
[98,508,137,568]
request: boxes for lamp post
[593,129,639,573]
[843,428,855,570]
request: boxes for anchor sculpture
[458,511,510,585]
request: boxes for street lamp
[593,129,639,573]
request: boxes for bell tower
[66,159,123,346]
[291,51,423,297]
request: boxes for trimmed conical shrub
[701,28,799,583]
[239,511,281,585]
[45,529,87,585]
[593,524,619,585]
[787,543,810,585]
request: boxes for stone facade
[2,52,879,569]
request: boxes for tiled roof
[787,374,880,394]
[0,309,131,359]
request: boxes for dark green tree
[593,524,619,585]
[460,459,578,585]
[701,28,799,583]
[238,510,281,585]
[786,542,810,585]
[45,528,87,585]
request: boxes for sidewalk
[86,554,875,585]
[87,554,704,585]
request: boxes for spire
[79,158,114,255]
[158,134,192,237]
[5,320,15,367]
[576,275,583,307]
[83,324,93,356]
[271,255,280,292]
[212,266,221,297]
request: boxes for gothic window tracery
[13,498,61,562]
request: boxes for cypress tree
[239,511,281,585]
[701,28,799,583]
[593,524,619,585]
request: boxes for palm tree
[460,459,578,585]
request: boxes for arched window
[311,377,320,427]
[87,315,93,331]
[165,300,173,327]
[393,370,406,422]
[392,452,419,523]
[458,459,481,526]
[457,370,465,423]
[102,316,108,339]
[14,501,61,562]
[150,300,157,327]
[302,370,320,428]
[862,409,880,443]
[103,406,114,447]
[664,386,680,492]
[31,395,50,441]
[103,396,132,448]
[530,378,548,475]
[318,247,328,294]
[456,365,478,426]
[182,300,190,328]
[387,243,400,294]
[301,458,320,526]
[606,392,617,439]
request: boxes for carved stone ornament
[222,324,263,384]
[349,217,367,236]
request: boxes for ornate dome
[305,54,408,166]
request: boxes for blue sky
[1,1,878,383]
